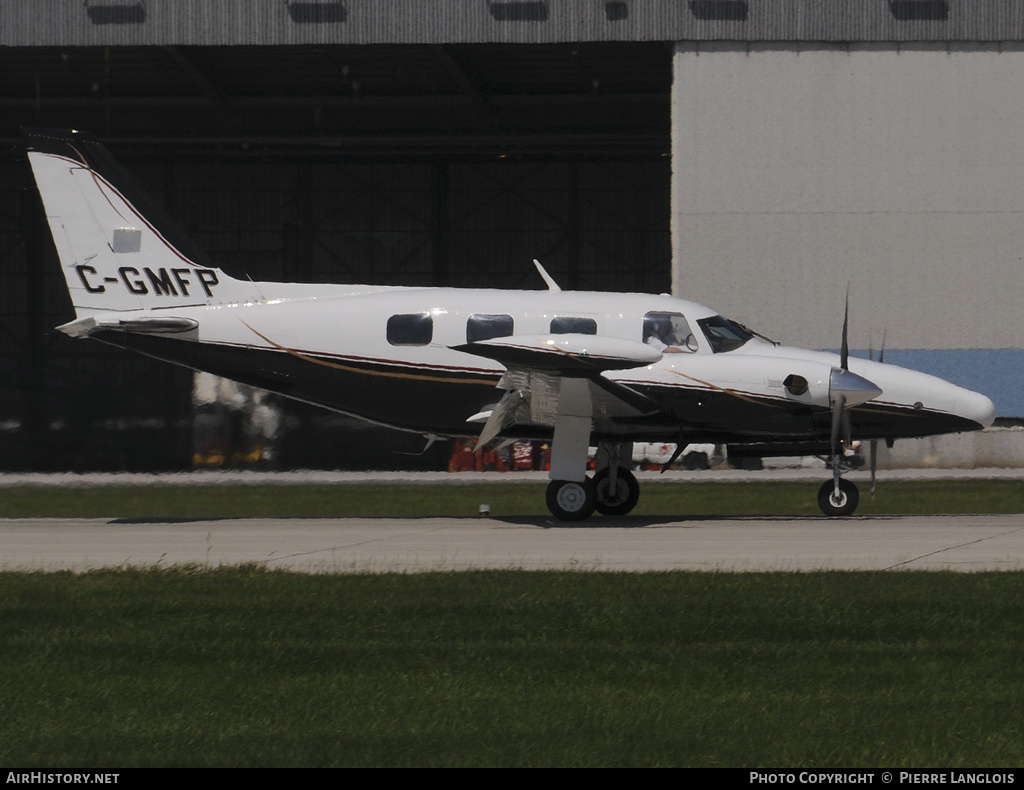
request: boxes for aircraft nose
[957,389,996,429]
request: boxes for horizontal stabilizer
[57,315,199,338]
[452,334,661,375]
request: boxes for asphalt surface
[4,513,1024,573]
[2,468,1022,573]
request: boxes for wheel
[817,478,859,517]
[546,478,597,522]
[593,467,640,516]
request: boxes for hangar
[1,1,1020,470]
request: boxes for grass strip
[2,568,1024,767]
[0,479,1020,519]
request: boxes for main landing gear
[593,466,640,516]
[546,467,641,521]
[546,478,596,521]
[546,438,640,522]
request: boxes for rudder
[23,128,256,317]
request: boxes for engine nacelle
[776,362,833,408]
[778,364,881,409]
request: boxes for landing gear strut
[545,378,597,522]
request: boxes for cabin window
[550,316,597,335]
[643,311,698,353]
[387,313,433,346]
[697,315,753,354]
[466,314,514,343]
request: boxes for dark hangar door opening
[0,41,671,470]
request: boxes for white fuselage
[86,283,994,444]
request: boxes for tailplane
[23,128,259,320]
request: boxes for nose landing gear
[817,477,859,517]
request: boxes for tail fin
[23,128,259,320]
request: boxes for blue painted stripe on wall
[843,349,1023,418]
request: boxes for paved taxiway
[4,514,1024,572]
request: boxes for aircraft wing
[454,334,662,446]
[451,333,660,374]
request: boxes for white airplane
[23,128,996,521]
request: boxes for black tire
[817,478,859,517]
[593,467,640,516]
[546,478,597,522]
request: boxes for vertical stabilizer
[23,128,258,317]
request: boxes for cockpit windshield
[697,315,754,353]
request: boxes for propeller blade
[840,287,850,371]
[872,332,885,497]
[870,438,878,498]
[830,393,846,459]
[872,329,880,497]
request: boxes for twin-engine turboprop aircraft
[24,129,996,520]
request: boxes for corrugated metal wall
[5,1,1024,47]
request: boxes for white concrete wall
[876,426,1024,469]
[672,42,1024,353]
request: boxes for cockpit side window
[387,313,433,346]
[467,314,514,343]
[697,315,753,353]
[550,316,597,335]
[643,311,698,353]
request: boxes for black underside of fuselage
[93,331,983,445]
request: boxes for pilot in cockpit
[645,320,684,353]
[644,313,698,354]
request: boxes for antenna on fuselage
[533,259,562,292]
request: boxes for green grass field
[0,479,1022,519]
[3,569,1024,767]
